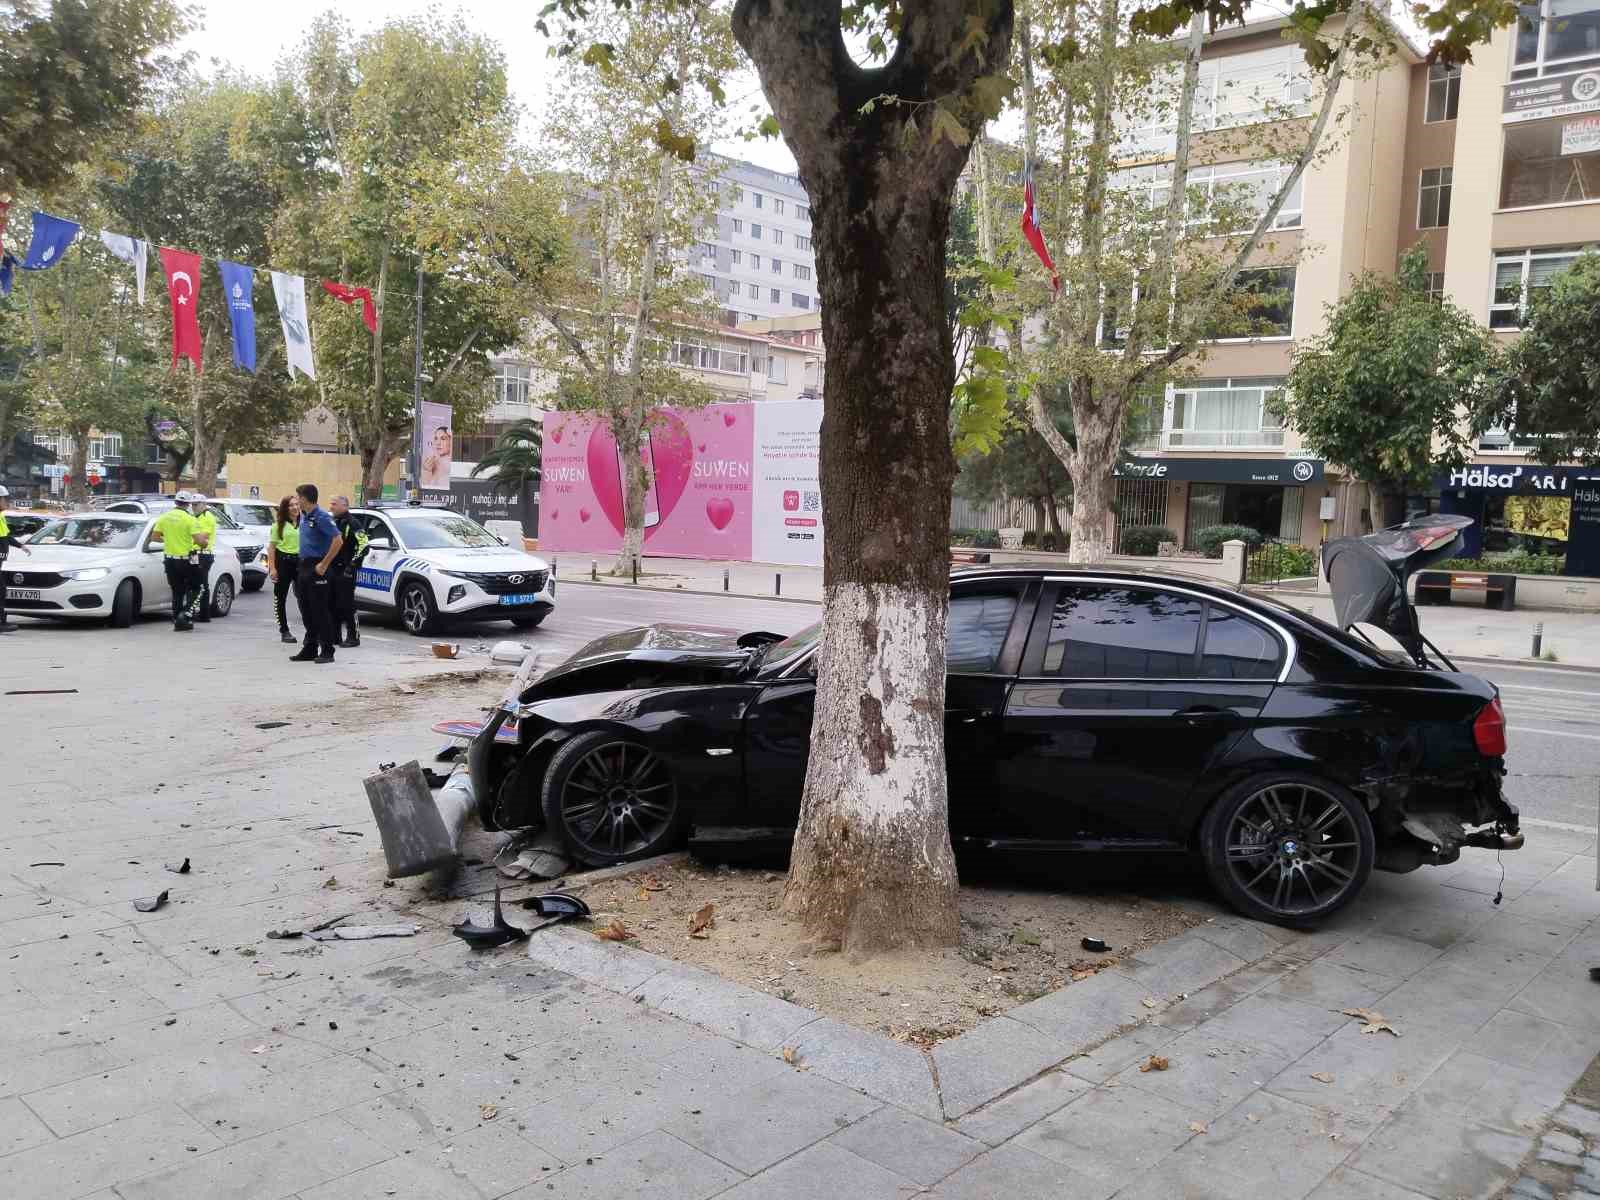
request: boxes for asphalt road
[10,579,1597,839]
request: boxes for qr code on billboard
[803,491,821,512]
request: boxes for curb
[558,578,822,607]
[1449,653,1600,675]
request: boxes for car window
[947,591,1020,674]
[106,503,141,513]
[1041,585,1203,678]
[229,505,273,527]
[1200,606,1283,679]
[763,622,821,674]
[391,514,500,549]
[29,517,144,549]
[362,516,398,545]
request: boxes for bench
[950,549,992,565]
[1415,570,1517,611]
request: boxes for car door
[993,582,1282,846]
[136,518,172,608]
[354,514,403,607]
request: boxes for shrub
[1246,542,1316,582]
[1120,525,1177,556]
[1021,530,1068,551]
[1194,524,1265,558]
[951,527,1001,549]
[1436,554,1566,576]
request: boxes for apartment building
[690,155,821,322]
[1102,8,1600,578]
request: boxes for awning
[1115,456,1325,484]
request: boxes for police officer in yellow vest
[190,493,218,624]
[150,491,202,632]
[0,485,34,634]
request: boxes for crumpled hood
[1322,514,1473,663]
[522,623,751,700]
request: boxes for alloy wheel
[1222,782,1362,919]
[401,586,429,633]
[558,742,677,860]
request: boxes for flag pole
[409,262,423,502]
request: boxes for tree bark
[734,0,1013,953]
[66,425,90,507]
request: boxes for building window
[770,287,780,302]
[772,228,783,245]
[731,249,742,265]
[1514,0,1600,79]
[1167,379,1288,449]
[798,204,811,220]
[494,362,532,407]
[1418,166,1453,227]
[768,354,788,383]
[1113,159,1303,232]
[1491,246,1594,327]
[751,253,761,270]
[748,282,760,298]
[773,198,785,215]
[751,223,762,239]
[732,218,743,234]
[752,191,763,208]
[1118,45,1312,157]
[1425,271,1446,300]
[1501,117,1600,208]
[87,433,123,461]
[675,337,748,374]
[771,257,782,274]
[796,235,812,251]
[791,292,811,309]
[732,186,743,202]
[793,264,812,281]
[1425,63,1461,123]
[1209,267,1295,339]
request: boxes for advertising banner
[1504,70,1600,123]
[444,479,538,536]
[539,400,823,564]
[419,401,454,492]
[1563,115,1600,155]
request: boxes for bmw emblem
[507,574,524,585]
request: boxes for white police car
[350,504,554,636]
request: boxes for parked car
[102,496,268,592]
[2,510,56,541]
[467,516,1519,926]
[349,503,555,635]
[7,512,242,625]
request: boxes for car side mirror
[145,541,163,553]
[368,536,394,551]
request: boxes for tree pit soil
[582,863,1207,1045]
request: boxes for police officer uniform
[269,516,301,643]
[330,509,368,648]
[0,485,33,633]
[152,492,201,631]
[191,493,218,623]
[292,491,342,663]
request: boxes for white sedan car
[7,512,243,626]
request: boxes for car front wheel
[1199,773,1374,928]
[109,579,137,628]
[541,730,687,867]
[399,581,438,636]
[210,575,235,618]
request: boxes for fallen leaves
[1188,1121,1208,1135]
[1141,997,1159,1010]
[595,918,634,942]
[689,904,715,939]
[1340,1007,1400,1036]
[479,1103,498,1121]
[321,876,338,890]
[1310,1071,1335,1084]
[1139,1055,1170,1073]
[781,1046,802,1068]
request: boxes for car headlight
[63,567,111,581]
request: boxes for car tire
[399,581,439,636]
[510,613,546,630]
[1198,772,1374,928]
[210,575,235,618]
[242,575,266,593]
[540,730,688,867]
[109,579,138,628]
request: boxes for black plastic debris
[30,861,65,867]
[255,721,290,730]
[267,913,354,940]
[436,744,464,762]
[133,890,170,913]
[167,858,191,875]
[518,891,593,934]
[1081,937,1110,953]
[452,885,531,949]
[1590,967,1600,982]
[421,767,450,788]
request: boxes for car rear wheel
[210,575,235,618]
[399,581,438,636]
[541,730,687,867]
[1199,773,1374,928]
[109,579,137,628]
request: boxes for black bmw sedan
[469,518,1521,926]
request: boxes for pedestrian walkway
[552,552,1600,670]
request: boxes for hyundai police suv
[349,504,554,635]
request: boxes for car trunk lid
[1321,514,1473,667]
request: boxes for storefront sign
[1504,71,1600,123]
[1562,115,1600,155]
[1438,464,1600,577]
[1115,456,1325,484]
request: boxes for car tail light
[1473,697,1507,757]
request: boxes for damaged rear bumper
[1373,771,1521,873]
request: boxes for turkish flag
[159,246,204,372]
[321,280,377,334]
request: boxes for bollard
[632,556,639,585]
[552,558,557,577]
[775,572,782,597]
[723,567,729,592]
[1532,621,1544,658]
[590,559,597,581]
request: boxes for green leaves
[1495,251,1600,465]
[581,41,617,70]
[653,117,699,161]
[929,104,971,147]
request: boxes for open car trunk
[1321,514,1474,667]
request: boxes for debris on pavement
[267,913,355,940]
[367,760,472,878]
[166,858,191,874]
[1081,937,1111,953]
[1340,1007,1400,1036]
[337,830,364,837]
[479,1103,498,1121]
[1139,1056,1170,1073]
[595,917,635,942]
[255,720,289,729]
[421,767,450,788]
[1311,1071,1336,1083]
[519,891,592,934]
[782,1046,801,1068]
[322,876,339,889]
[689,903,715,938]
[1189,1122,1208,1135]
[451,886,530,949]
[335,680,370,691]
[305,923,420,941]
[393,683,418,696]
[497,830,570,881]
[5,688,79,695]
[431,643,461,659]
[1141,997,1159,1009]
[29,862,65,867]
[133,890,170,913]
[489,641,533,665]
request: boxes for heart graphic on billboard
[697,443,706,454]
[723,412,736,428]
[706,497,735,531]
[549,509,559,522]
[578,508,591,523]
[550,427,563,444]
[585,411,693,537]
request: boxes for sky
[176,0,802,174]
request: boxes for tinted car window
[1200,606,1283,679]
[228,504,273,527]
[1042,586,1203,678]
[948,591,1019,674]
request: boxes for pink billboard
[539,403,756,559]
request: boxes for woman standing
[267,494,301,644]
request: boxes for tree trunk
[66,428,90,507]
[191,333,224,494]
[1376,485,1406,529]
[362,428,405,499]
[1067,410,1118,563]
[734,0,1012,954]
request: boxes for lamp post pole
[409,264,424,501]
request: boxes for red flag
[321,280,377,334]
[159,247,204,372]
[1020,161,1060,293]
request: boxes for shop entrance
[1185,483,1303,547]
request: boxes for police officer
[150,491,201,632]
[328,495,368,648]
[0,485,34,633]
[190,492,218,624]
[291,482,343,663]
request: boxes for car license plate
[11,589,40,601]
[498,593,539,606]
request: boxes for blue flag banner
[21,211,80,271]
[218,260,257,373]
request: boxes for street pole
[409,264,424,502]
